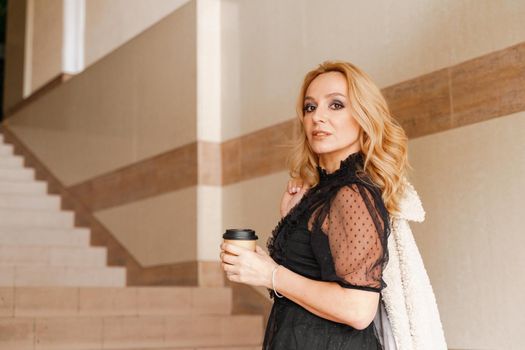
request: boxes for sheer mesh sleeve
[310,183,388,292]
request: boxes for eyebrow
[304,92,347,101]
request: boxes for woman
[219,61,445,349]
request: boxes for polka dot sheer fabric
[264,151,391,349]
[267,151,390,296]
[310,183,386,291]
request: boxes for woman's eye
[331,101,344,110]
[303,104,316,113]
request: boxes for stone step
[0,180,47,194]
[0,155,24,168]
[0,194,61,210]
[0,245,107,267]
[85,347,261,350]
[0,265,126,287]
[64,347,261,350]
[0,209,74,228]
[194,347,261,350]
[0,286,232,317]
[0,227,91,246]
[0,314,262,349]
[0,144,14,156]
[0,167,35,181]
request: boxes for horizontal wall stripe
[450,41,525,128]
[384,41,525,138]
[221,119,296,186]
[382,67,453,138]
[68,142,198,211]
[66,41,524,211]
[198,141,222,186]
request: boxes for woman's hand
[280,177,310,218]
[220,243,278,289]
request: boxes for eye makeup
[303,103,316,113]
[330,100,345,109]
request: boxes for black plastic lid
[222,228,258,240]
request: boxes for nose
[312,105,327,123]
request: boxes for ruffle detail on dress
[266,151,369,299]
[266,192,311,299]
[316,151,364,184]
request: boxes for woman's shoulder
[336,176,381,200]
[335,177,425,223]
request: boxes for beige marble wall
[219,2,525,348]
[95,187,197,266]
[84,0,190,67]
[8,0,189,106]
[26,0,63,95]
[408,111,524,349]
[220,0,525,141]
[223,111,525,348]
[3,3,524,347]
[197,185,222,261]
[195,0,223,263]
[7,1,197,186]
[222,171,288,251]
[6,2,199,269]
[3,0,28,113]
[222,170,289,297]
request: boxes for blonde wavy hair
[288,60,411,216]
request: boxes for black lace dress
[263,151,391,350]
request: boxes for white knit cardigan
[373,181,448,350]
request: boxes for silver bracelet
[272,265,284,298]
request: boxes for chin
[307,139,339,154]
[310,145,336,155]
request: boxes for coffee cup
[222,228,258,255]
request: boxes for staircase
[0,133,263,349]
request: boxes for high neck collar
[316,151,364,183]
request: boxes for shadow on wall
[0,0,7,122]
